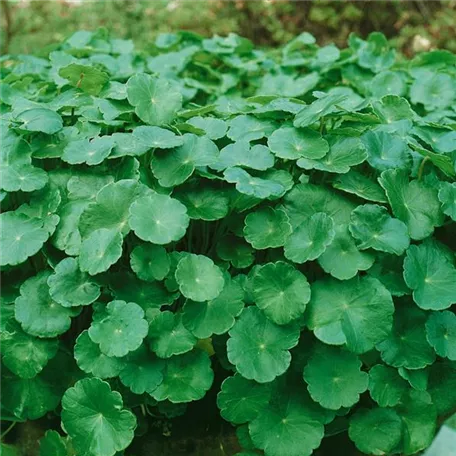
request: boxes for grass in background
[1,0,456,56]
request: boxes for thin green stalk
[319,117,326,134]
[1,422,16,440]
[418,156,430,180]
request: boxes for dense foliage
[1,28,456,456]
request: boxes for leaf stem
[1,421,16,440]
[417,156,430,180]
[319,117,326,135]
[76,73,84,88]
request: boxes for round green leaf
[79,228,123,276]
[333,170,387,203]
[379,169,443,240]
[363,130,410,171]
[59,63,109,96]
[304,345,368,410]
[410,72,456,111]
[61,378,136,456]
[0,212,49,266]
[370,71,407,98]
[280,183,356,229]
[411,125,456,153]
[227,306,300,383]
[132,125,184,149]
[1,164,48,193]
[48,257,100,307]
[223,167,285,199]
[249,387,329,456]
[126,73,182,126]
[78,179,141,239]
[297,135,366,173]
[119,345,164,394]
[227,115,275,142]
[217,374,271,424]
[349,204,410,255]
[267,126,328,160]
[349,407,403,456]
[317,226,375,280]
[175,187,229,221]
[212,142,274,172]
[244,207,292,250]
[1,321,59,378]
[253,97,305,115]
[175,253,225,302]
[88,300,149,357]
[404,240,456,310]
[284,212,335,263]
[148,311,196,358]
[130,243,170,281]
[377,306,436,369]
[426,311,456,360]
[368,364,408,407]
[250,261,310,325]
[150,147,190,187]
[150,349,214,403]
[151,134,218,187]
[110,132,151,157]
[15,271,79,338]
[293,92,347,128]
[74,330,126,379]
[15,107,63,135]
[372,95,415,123]
[258,72,319,97]
[306,276,394,354]
[62,136,115,166]
[129,193,189,245]
[187,116,227,140]
[182,277,245,338]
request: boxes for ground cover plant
[1,28,456,456]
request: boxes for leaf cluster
[1,29,456,456]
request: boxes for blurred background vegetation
[1,0,456,56]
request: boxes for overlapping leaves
[1,28,455,456]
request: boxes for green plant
[1,28,456,456]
